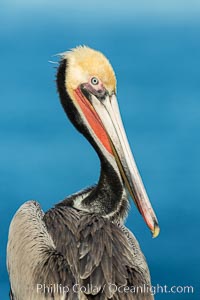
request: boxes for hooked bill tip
[152,222,160,238]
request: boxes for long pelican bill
[73,88,160,238]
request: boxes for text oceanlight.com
[36,283,194,295]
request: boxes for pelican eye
[91,77,99,85]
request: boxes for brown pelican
[7,46,159,300]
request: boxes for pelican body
[7,46,159,300]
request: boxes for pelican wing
[7,201,76,300]
[7,201,154,300]
[78,214,154,300]
[43,205,80,280]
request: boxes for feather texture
[7,201,153,300]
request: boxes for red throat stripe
[74,88,113,155]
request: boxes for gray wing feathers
[118,225,152,285]
[7,203,153,300]
[7,201,74,300]
[78,215,154,300]
[43,206,80,279]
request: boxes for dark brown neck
[81,158,129,220]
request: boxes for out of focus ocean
[1,1,200,299]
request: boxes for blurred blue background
[1,1,200,299]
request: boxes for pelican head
[56,46,159,237]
